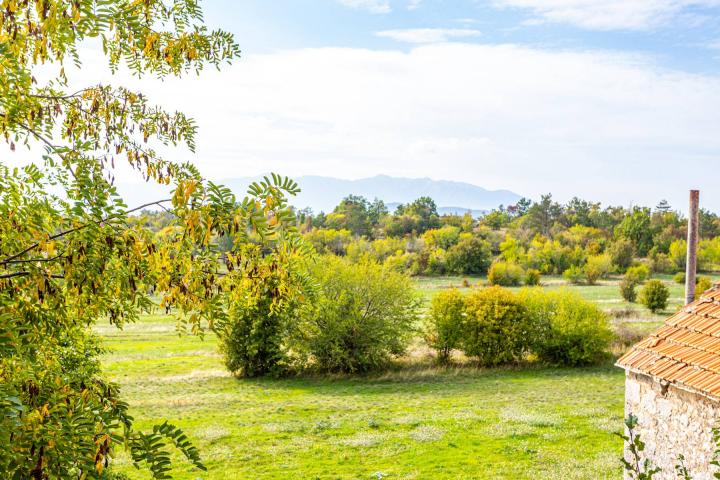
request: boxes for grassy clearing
[101,274,707,478]
[102,316,624,479]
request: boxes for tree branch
[1,199,172,264]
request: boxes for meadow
[98,274,706,479]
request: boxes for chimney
[685,190,700,304]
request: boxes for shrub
[668,239,687,271]
[487,262,524,287]
[424,289,466,363]
[295,257,419,373]
[609,239,634,272]
[585,254,612,285]
[697,276,713,295]
[462,287,531,366]
[639,280,670,313]
[446,237,493,275]
[625,264,650,284]
[524,269,541,286]
[519,288,612,366]
[221,295,296,377]
[619,278,638,303]
[673,271,685,284]
[649,251,675,274]
[426,248,448,275]
[563,265,585,284]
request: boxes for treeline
[295,194,720,282]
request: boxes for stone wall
[624,371,720,479]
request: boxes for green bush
[446,237,492,275]
[619,278,638,303]
[639,280,670,313]
[563,265,585,285]
[625,264,650,284]
[668,239,687,271]
[294,257,419,373]
[673,271,685,284]
[426,248,448,275]
[462,287,531,366]
[649,251,675,274]
[697,276,713,295]
[609,239,634,272]
[585,254,612,285]
[524,269,541,286]
[519,288,612,366]
[221,295,295,377]
[424,289,466,363]
[487,262,524,287]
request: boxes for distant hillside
[221,175,521,214]
[115,175,522,216]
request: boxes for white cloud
[376,28,482,43]
[336,0,391,14]
[407,0,423,10]
[7,42,720,210]
[493,0,720,30]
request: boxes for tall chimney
[685,190,700,304]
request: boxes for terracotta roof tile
[617,286,720,398]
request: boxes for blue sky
[10,0,720,210]
[204,0,720,74]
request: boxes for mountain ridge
[115,174,522,216]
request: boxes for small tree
[639,280,670,313]
[446,237,493,275]
[620,278,639,303]
[424,289,466,363]
[609,239,635,272]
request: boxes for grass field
[99,274,706,479]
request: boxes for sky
[9,0,720,210]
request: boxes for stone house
[617,286,720,479]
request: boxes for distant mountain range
[115,175,522,216]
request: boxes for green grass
[100,273,707,478]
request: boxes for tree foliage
[0,1,311,478]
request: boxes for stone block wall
[624,371,720,479]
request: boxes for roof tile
[617,286,720,398]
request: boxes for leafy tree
[397,197,440,233]
[0,2,309,478]
[609,238,635,272]
[525,194,562,236]
[639,280,670,313]
[700,208,720,239]
[620,278,638,303]
[327,195,371,236]
[668,239,687,271]
[367,197,388,227]
[615,208,655,257]
[423,226,461,250]
[446,237,493,275]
